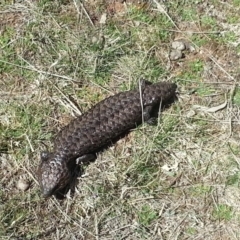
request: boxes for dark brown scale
[37,81,177,197]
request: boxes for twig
[139,79,145,124]
[0,59,74,81]
[162,28,223,34]
[207,55,235,81]
[25,134,34,152]
[73,0,95,27]
[152,0,179,30]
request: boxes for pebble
[170,39,195,61]
[171,40,186,51]
[92,36,98,43]
[99,13,107,24]
[169,50,183,60]
[186,110,196,118]
[16,179,30,191]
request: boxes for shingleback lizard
[37,80,177,197]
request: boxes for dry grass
[1,0,240,239]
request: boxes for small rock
[186,110,196,118]
[188,44,196,52]
[99,13,107,24]
[169,50,183,60]
[16,179,30,191]
[92,36,98,43]
[134,21,141,27]
[172,39,196,52]
[171,41,186,51]
[184,41,196,52]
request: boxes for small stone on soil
[16,179,30,191]
[171,40,186,51]
[169,50,183,60]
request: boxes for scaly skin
[37,81,177,197]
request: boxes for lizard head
[37,151,71,198]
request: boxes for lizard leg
[143,105,157,125]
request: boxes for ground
[1,0,240,239]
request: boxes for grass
[1,0,240,239]
[213,204,233,221]
[138,204,158,226]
